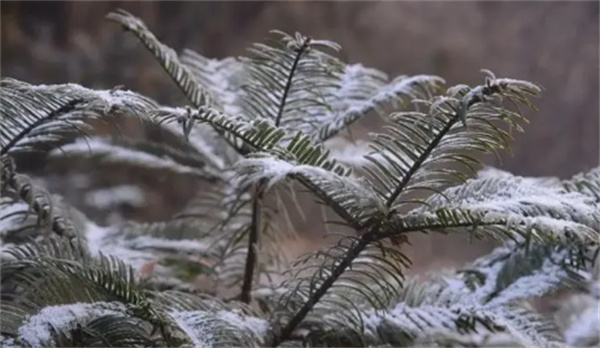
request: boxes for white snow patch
[85,185,144,209]
[564,305,600,346]
[0,202,29,234]
[18,302,126,348]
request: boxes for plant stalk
[240,181,265,304]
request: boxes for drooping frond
[563,166,600,202]
[0,78,157,157]
[152,106,285,154]
[0,242,168,345]
[11,302,144,348]
[167,309,269,347]
[400,172,600,246]
[1,237,275,347]
[106,10,210,108]
[49,314,158,348]
[451,242,585,308]
[0,156,86,243]
[232,128,389,230]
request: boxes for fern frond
[152,106,285,154]
[235,155,381,229]
[180,49,245,116]
[365,71,541,210]
[269,236,410,344]
[563,166,600,202]
[106,10,210,108]
[168,309,269,347]
[315,68,444,141]
[403,173,600,246]
[0,79,83,156]
[8,302,133,348]
[0,157,85,243]
[0,78,157,156]
[50,314,158,347]
[237,30,342,128]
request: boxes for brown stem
[240,181,265,304]
[274,37,311,127]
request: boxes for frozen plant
[1,9,599,348]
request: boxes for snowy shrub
[1,9,599,347]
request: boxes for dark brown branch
[274,37,311,127]
[1,99,83,156]
[240,181,265,304]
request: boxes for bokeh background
[1,1,599,273]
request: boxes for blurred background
[1,1,599,272]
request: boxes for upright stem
[240,182,264,304]
[240,37,311,304]
[274,38,311,127]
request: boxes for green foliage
[1,9,599,348]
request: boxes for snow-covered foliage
[1,9,599,348]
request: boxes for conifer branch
[385,82,503,209]
[241,37,311,304]
[1,98,84,156]
[271,232,374,346]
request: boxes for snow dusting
[17,302,126,348]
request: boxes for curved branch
[1,99,83,156]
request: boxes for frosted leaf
[0,201,29,235]
[486,256,569,307]
[421,173,600,243]
[214,310,270,339]
[169,311,210,348]
[17,302,127,348]
[169,310,269,347]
